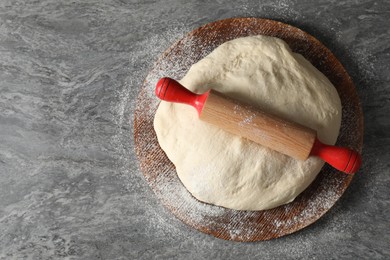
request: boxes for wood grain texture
[134,18,364,241]
[200,90,317,160]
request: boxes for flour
[134,18,364,241]
[233,104,257,127]
[271,175,344,232]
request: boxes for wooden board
[134,18,363,241]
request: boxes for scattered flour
[133,18,363,241]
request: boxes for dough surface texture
[154,35,341,210]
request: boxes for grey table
[0,1,389,259]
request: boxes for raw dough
[154,35,341,210]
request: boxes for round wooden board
[134,18,363,241]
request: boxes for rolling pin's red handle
[310,138,362,174]
[155,77,209,115]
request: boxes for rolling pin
[155,77,362,174]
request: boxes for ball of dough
[154,35,341,211]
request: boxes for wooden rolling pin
[155,77,362,174]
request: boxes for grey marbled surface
[0,0,389,259]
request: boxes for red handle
[310,138,362,174]
[155,77,209,115]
